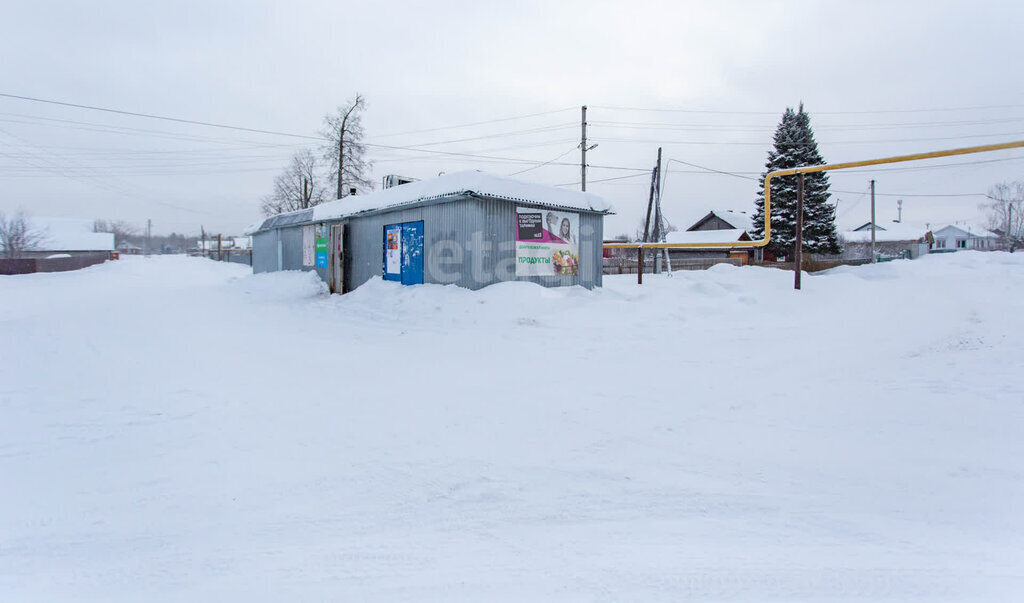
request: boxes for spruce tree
[751,103,841,258]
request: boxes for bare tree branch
[261,148,328,216]
[0,210,47,259]
[981,180,1024,252]
[93,219,139,247]
[321,93,373,200]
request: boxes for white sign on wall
[385,224,402,275]
[302,225,315,267]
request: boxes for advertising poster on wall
[315,225,328,268]
[515,206,579,276]
[384,224,402,276]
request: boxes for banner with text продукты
[515,207,579,276]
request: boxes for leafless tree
[982,180,1024,252]
[633,217,678,242]
[261,148,328,216]
[321,93,372,200]
[93,219,139,246]
[0,210,47,258]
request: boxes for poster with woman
[515,207,579,276]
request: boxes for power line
[0,127,213,213]
[664,157,987,198]
[0,114,314,149]
[592,103,1024,115]
[398,123,578,148]
[591,117,1024,130]
[508,147,578,176]
[593,131,1024,146]
[554,173,650,187]
[0,94,616,168]
[834,154,1024,174]
[0,92,323,140]
[666,158,758,181]
[369,107,576,138]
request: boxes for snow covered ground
[2,253,1023,602]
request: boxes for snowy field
[2,253,1023,602]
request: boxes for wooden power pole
[580,105,597,192]
[870,179,877,263]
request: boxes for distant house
[118,241,142,255]
[989,227,1023,252]
[663,210,755,265]
[841,221,930,260]
[931,224,999,252]
[21,217,114,259]
[687,210,753,233]
[195,236,251,252]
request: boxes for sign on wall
[315,225,328,268]
[302,225,315,266]
[384,224,402,276]
[515,207,579,276]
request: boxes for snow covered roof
[32,217,114,252]
[933,223,999,238]
[686,210,754,233]
[843,222,928,243]
[715,211,753,232]
[665,228,751,246]
[310,171,612,223]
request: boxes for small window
[956,239,967,249]
[934,239,946,249]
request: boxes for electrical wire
[592,103,1024,115]
[508,147,578,176]
[554,172,650,187]
[397,123,578,148]
[0,92,323,140]
[590,117,1024,130]
[664,157,988,198]
[592,131,1024,146]
[368,107,576,138]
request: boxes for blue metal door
[401,221,424,285]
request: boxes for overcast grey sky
[2,0,1022,236]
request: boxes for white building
[931,223,999,251]
[21,217,114,258]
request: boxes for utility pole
[1008,203,1014,251]
[870,180,876,263]
[897,198,903,223]
[201,226,206,259]
[146,218,152,257]
[794,173,805,290]
[217,233,222,261]
[579,105,597,191]
[652,148,664,274]
[337,118,346,200]
[302,177,309,209]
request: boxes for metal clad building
[249,171,610,293]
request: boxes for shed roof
[312,170,612,222]
[251,171,612,234]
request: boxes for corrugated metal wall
[252,227,309,274]
[252,231,277,273]
[253,194,604,291]
[345,195,603,291]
